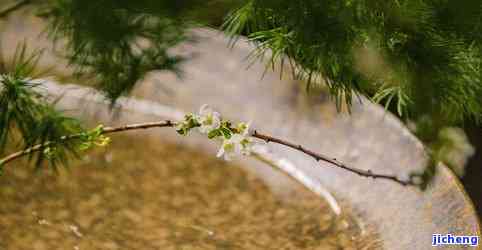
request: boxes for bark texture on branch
[252,130,415,186]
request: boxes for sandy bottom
[0,135,378,250]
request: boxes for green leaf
[176,127,188,136]
[220,127,232,139]
[208,129,222,139]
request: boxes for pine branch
[0,0,31,18]
[252,130,415,186]
[0,120,414,186]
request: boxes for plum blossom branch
[0,104,415,186]
[175,104,415,186]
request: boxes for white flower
[197,104,221,134]
[216,134,252,161]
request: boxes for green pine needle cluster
[39,0,193,102]
[223,0,482,124]
[0,44,85,170]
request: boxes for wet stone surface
[0,135,377,249]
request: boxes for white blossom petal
[216,134,253,161]
[197,104,221,134]
[199,104,210,116]
[216,147,224,158]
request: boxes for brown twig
[0,120,174,166]
[0,0,31,18]
[0,120,413,186]
[252,130,415,186]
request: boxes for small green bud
[43,147,57,159]
[78,142,93,151]
[94,135,111,147]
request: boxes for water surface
[0,135,377,249]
